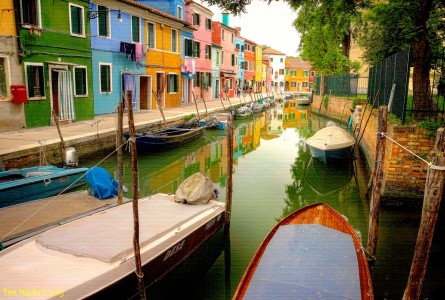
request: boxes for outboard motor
[64,146,79,167]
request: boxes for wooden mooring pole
[126,91,146,300]
[52,110,66,164]
[403,128,445,299]
[366,105,388,259]
[224,114,234,232]
[191,91,201,120]
[117,102,124,206]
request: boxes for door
[139,76,152,110]
[214,79,220,99]
[51,68,75,122]
[122,73,137,110]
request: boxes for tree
[358,0,445,118]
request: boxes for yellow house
[254,45,263,92]
[144,18,186,108]
[285,58,312,93]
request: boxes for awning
[221,72,236,78]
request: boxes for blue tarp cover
[244,224,361,299]
[85,167,118,199]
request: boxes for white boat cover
[36,194,220,263]
[306,126,355,151]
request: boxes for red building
[243,38,255,90]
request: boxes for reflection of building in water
[264,106,284,138]
[282,100,310,129]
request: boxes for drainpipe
[12,0,24,63]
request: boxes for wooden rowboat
[233,203,373,300]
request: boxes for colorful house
[254,44,263,92]
[234,30,245,95]
[185,1,213,101]
[212,12,237,98]
[263,48,286,94]
[14,0,94,128]
[243,38,255,90]
[284,58,312,93]
[0,0,25,132]
[211,42,222,100]
[262,57,272,93]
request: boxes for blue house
[235,36,245,93]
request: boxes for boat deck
[0,191,118,246]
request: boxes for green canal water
[84,106,445,299]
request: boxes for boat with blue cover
[0,165,88,208]
[233,203,373,300]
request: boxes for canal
[84,105,444,299]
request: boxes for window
[221,51,224,65]
[216,51,220,65]
[0,57,8,98]
[222,29,225,40]
[73,66,87,96]
[25,63,45,99]
[231,54,235,66]
[280,58,283,63]
[279,69,284,75]
[193,41,200,58]
[171,29,178,52]
[303,71,308,77]
[205,18,211,30]
[194,72,201,87]
[235,44,240,50]
[98,5,109,37]
[252,45,255,52]
[280,82,284,87]
[193,13,200,26]
[99,63,112,93]
[69,4,84,37]
[132,16,140,42]
[291,70,296,76]
[147,23,155,48]
[291,82,296,87]
[303,82,308,87]
[177,6,182,19]
[231,33,234,43]
[185,38,193,56]
[245,61,249,71]
[205,45,211,60]
[168,74,178,93]
[285,69,289,75]
[20,0,40,26]
[310,71,315,76]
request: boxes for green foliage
[322,95,329,109]
[182,114,196,122]
[419,120,442,136]
[388,113,403,126]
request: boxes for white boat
[0,193,225,299]
[306,123,355,164]
[199,113,229,130]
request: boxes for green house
[16,0,93,128]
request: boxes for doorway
[139,75,152,110]
[50,67,75,122]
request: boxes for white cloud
[205,0,301,57]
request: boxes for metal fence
[315,75,368,98]
[368,49,411,122]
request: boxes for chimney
[222,10,229,26]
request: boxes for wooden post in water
[191,91,201,120]
[52,110,66,163]
[117,102,124,206]
[201,96,208,117]
[403,128,445,299]
[224,114,234,232]
[126,91,146,300]
[367,105,388,258]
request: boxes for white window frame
[97,5,110,38]
[167,73,178,94]
[205,18,211,31]
[0,56,11,98]
[171,29,178,53]
[24,62,45,100]
[99,62,112,94]
[19,0,42,28]
[69,3,85,38]
[73,66,88,97]
[147,22,156,49]
[176,5,183,19]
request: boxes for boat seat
[25,171,54,177]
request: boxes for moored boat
[233,203,373,300]
[235,106,253,120]
[0,165,88,208]
[200,113,229,130]
[124,123,206,152]
[0,193,226,299]
[305,123,355,164]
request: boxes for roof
[286,58,312,70]
[263,47,286,56]
[185,0,214,16]
[120,0,193,27]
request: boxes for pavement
[0,94,272,164]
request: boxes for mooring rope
[379,132,445,171]
[0,139,131,243]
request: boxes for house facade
[254,45,262,92]
[243,39,255,90]
[234,29,244,94]
[284,58,312,93]
[263,47,286,94]
[185,1,213,101]
[0,0,25,132]
[14,0,94,128]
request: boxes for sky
[204,1,301,57]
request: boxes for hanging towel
[191,60,196,74]
[142,44,148,54]
[135,43,142,61]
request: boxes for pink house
[185,1,213,101]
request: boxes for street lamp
[88,9,122,22]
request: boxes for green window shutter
[132,16,139,42]
[100,65,110,92]
[71,6,81,34]
[148,23,154,48]
[231,54,235,66]
[75,68,86,95]
[98,6,108,36]
[37,66,44,96]
[174,75,178,92]
[26,65,35,97]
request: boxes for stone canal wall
[312,95,435,205]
